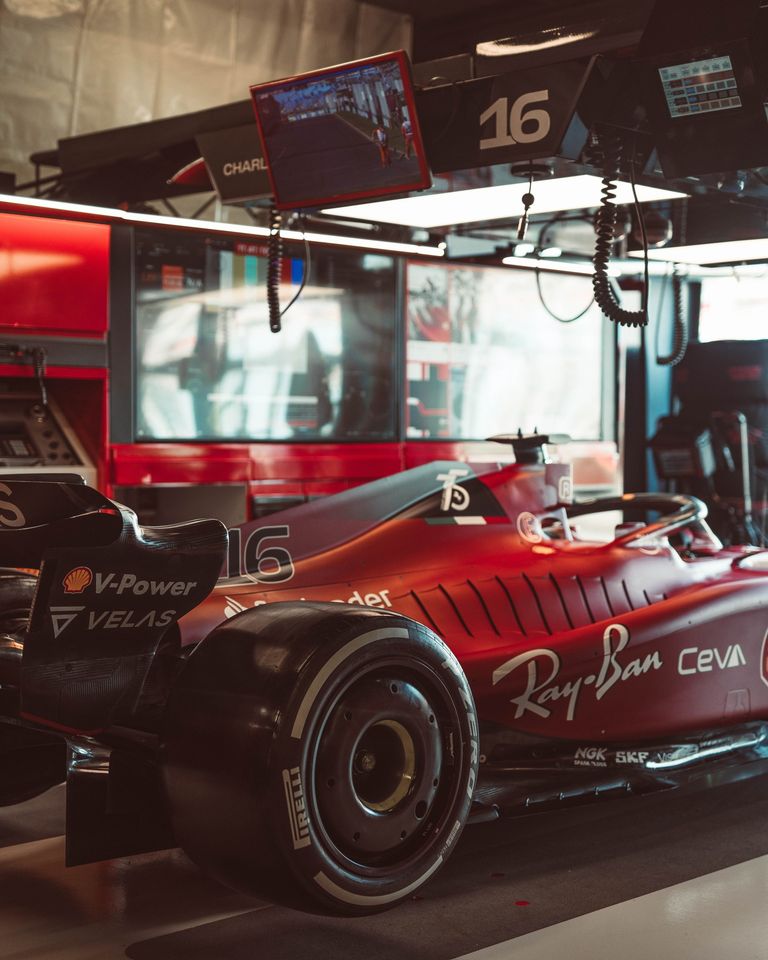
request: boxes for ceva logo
[677,643,746,675]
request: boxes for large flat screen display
[250,50,431,210]
[134,230,397,442]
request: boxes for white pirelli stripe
[313,854,445,907]
[291,627,410,739]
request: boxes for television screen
[133,229,398,442]
[250,50,431,210]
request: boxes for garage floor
[3,773,768,960]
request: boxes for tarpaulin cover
[0,0,412,183]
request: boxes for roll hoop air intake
[592,131,648,328]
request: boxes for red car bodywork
[180,456,768,745]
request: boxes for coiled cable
[657,268,689,366]
[267,206,283,333]
[592,131,649,328]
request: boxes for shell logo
[63,566,93,594]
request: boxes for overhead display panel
[415,58,595,174]
[637,0,768,177]
[659,56,741,118]
[250,50,431,209]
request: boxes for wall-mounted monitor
[636,0,768,177]
[658,55,742,119]
[250,50,431,210]
[132,229,398,443]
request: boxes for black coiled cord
[267,206,283,333]
[592,132,649,328]
[657,269,689,366]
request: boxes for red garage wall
[0,211,110,337]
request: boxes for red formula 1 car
[1,435,768,914]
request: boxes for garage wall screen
[134,234,608,445]
[134,230,397,442]
[406,262,606,441]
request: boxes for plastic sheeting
[0,0,411,184]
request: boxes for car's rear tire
[162,602,478,914]
[0,568,37,634]
[0,569,66,806]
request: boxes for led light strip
[0,193,445,258]
[630,237,768,266]
[326,175,688,229]
[501,256,611,276]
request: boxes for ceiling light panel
[325,176,687,229]
[631,238,768,265]
[0,194,444,258]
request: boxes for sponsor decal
[50,605,85,638]
[437,468,470,512]
[0,482,26,528]
[558,475,573,504]
[224,596,250,619]
[223,587,393,619]
[282,767,311,849]
[92,572,197,597]
[574,746,607,767]
[493,623,663,722]
[49,604,175,634]
[616,750,649,764]
[223,158,266,176]
[63,566,93,594]
[678,643,746,675]
[516,511,543,544]
[573,747,650,767]
[85,608,175,630]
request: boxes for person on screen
[372,124,391,167]
[401,117,414,159]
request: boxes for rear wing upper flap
[0,476,122,568]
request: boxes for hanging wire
[533,213,595,323]
[279,216,311,319]
[591,130,649,327]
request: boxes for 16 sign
[416,58,595,174]
[479,90,551,150]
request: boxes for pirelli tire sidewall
[162,602,478,915]
[271,615,478,913]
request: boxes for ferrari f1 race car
[1,434,767,914]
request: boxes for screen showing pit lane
[659,55,742,118]
[251,52,431,209]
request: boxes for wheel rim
[313,667,451,866]
[352,719,416,813]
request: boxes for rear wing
[0,475,228,734]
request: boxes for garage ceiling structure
[359,0,655,65]
[17,0,768,268]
